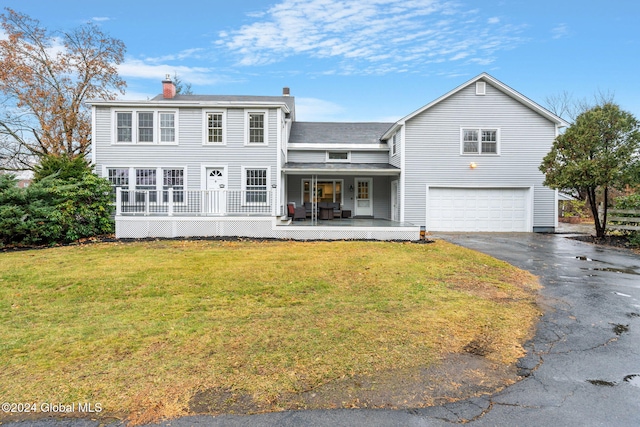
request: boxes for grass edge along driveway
[0,240,540,424]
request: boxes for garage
[427,187,531,232]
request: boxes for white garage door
[427,188,530,232]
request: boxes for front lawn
[0,240,540,423]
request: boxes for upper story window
[461,128,499,155]
[113,110,178,144]
[159,113,176,143]
[204,111,226,145]
[326,151,350,162]
[391,133,397,156]
[245,110,268,145]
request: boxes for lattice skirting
[116,217,420,241]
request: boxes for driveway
[6,233,640,427]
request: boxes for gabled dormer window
[327,151,350,162]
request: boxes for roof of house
[283,162,400,175]
[150,94,296,112]
[289,122,394,145]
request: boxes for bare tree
[0,8,126,171]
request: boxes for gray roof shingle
[289,122,394,145]
[150,94,296,113]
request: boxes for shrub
[33,154,91,183]
[0,161,114,246]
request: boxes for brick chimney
[282,87,290,97]
[162,74,176,99]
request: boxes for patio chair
[303,202,313,218]
[329,202,342,218]
[287,203,306,220]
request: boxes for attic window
[327,151,350,162]
[476,81,486,95]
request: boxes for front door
[206,168,227,214]
[354,178,373,217]
[391,180,399,221]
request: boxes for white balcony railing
[115,188,278,216]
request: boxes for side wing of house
[400,76,564,232]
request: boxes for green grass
[0,240,540,423]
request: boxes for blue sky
[3,0,639,122]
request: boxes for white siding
[403,82,557,230]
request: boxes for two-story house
[89,73,568,240]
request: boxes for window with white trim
[392,133,397,156]
[113,110,178,144]
[136,168,157,202]
[162,169,184,203]
[245,168,267,203]
[326,151,350,162]
[138,112,154,142]
[107,168,129,202]
[462,128,499,154]
[205,112,225,144]
[245,111,268,145]
[159,112,176,143]
[116,113,132,142]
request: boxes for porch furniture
[303,202,313,218]
[329,202,342,218]
[319,206,334,220]
[287,203,306,220]
[341,210,351,218]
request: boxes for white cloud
[91,17,111,22]
[217,0,526,74]
[551,23,569,39]
[117,58,218,86]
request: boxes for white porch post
[168,188,174,216]
[311,174,318,225]
[116,187,122,216]
[145,191,150,216]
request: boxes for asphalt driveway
[6,233,640,427]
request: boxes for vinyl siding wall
[287,150,389,163]
[94,106,279,190]
[402,82,557,229]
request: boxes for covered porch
[282,163,403,223]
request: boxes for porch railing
[115,188,279,216]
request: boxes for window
[116,112,132,143]
[107,168,129,202]
[162,169,184,203]
[462,128,499,155]
[205,112,225,144]
[137,112,154,142]
[136,168,157,202]
[249,113,264,144]
[245,168,267,203]
[303,180,343,204]
[245,111,268,145]
[327,151,350,162]
[392,133,397,156]
[113,110,177,144]
[159,113,175,143]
